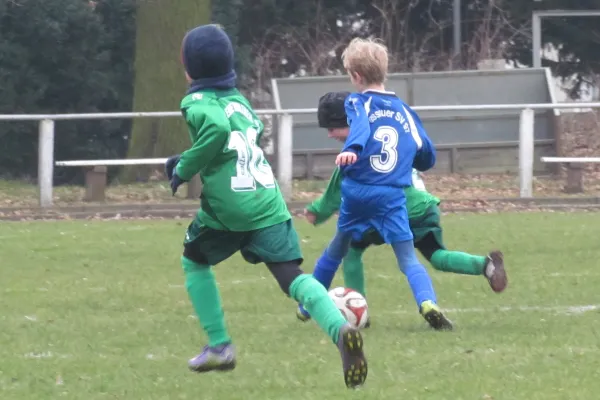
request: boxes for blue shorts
[337,179,413,244]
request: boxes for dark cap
[181,24,235,81]
[317,91,350,128]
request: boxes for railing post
[519,108,535,198]
[532,13,542,68]
[277,114,293,201]
[38,119,55,208]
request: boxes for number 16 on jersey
[227,127,276,191]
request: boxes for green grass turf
[1,212,599,399]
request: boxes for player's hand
[165,154,181,181]
[170,174,187,196]
[336,151,357,166]
[304,209,317,225]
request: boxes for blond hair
[341,37,388,85]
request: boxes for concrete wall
[272,68,558,177]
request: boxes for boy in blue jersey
[306,38,452,330]
[297,91,508,327]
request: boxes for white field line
[12,277,597,323]
[183,304,599,323]
[377,272,600,279]
[392,304,600,315]
[165,275,600,316]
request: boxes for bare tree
[370,0,530,72]
[244,0,531,100]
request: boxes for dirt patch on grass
[1,173,599,209]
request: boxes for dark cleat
[337,323,368,389]
[420,300,453,331]
[485,251,508,293]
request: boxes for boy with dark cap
[296,91,507,325]
[164,25,368,389]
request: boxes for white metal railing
[2,102,600,207]
[541,157,600,163]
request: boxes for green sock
[181,256,231,347]
[430,249,488,276]
[343,247,366,297]
[289,274,347,344]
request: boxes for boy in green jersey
[165,26,367,388]
[296,91,508,324]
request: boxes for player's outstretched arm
[176,111,229,181]
[341,95,370,156]
[306,167,343,225]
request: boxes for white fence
[2,102,600,208]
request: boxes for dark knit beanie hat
[181,24,236,87]
[317,91,351,128]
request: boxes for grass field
[2,212,600,399]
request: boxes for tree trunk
[123,0,210,182]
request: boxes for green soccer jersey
[175,88,290,231]
[306,168,440,225]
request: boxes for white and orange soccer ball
[328,287,369,329]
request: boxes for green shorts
[410,204,446,257]
[182,218,303,266]
[350,204,445,257]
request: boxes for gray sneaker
[188,344,236,373]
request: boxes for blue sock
[392,240,437,307]
[403,263,437,306]
[312,251,341,289]
[312,229,351,288]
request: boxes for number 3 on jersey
[228,127,276,191]
[370,107,423,173]
[370,126,398,173]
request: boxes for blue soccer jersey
[306,91,442,320]
[341,90,435,187]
